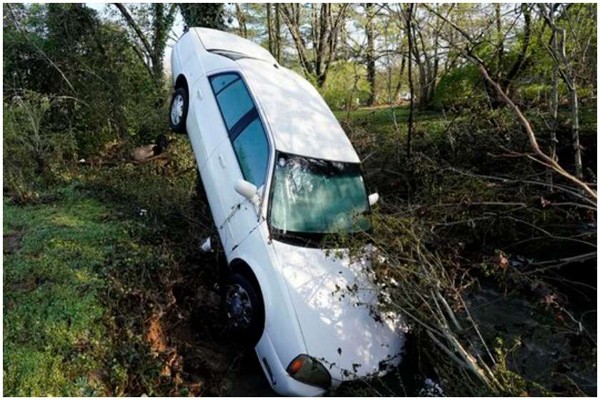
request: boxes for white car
[169,28,405,396]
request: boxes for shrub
[433,65,485,111]
[3,91,78,203]
[320,62,371,110]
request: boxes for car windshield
[269,152,371,239]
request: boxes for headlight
[286,354,331,389]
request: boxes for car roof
[191,27,277,64]
[187,28,360,163]
[237,59,360,164]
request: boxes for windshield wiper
[270,230,325,247]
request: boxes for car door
[207,72,271,253]
[182,59,231,231]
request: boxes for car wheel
[169,87,189,134]
[224,273,264,345]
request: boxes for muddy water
[465,281,597,396]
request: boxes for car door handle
[218,155,226,169]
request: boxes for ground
[3,106,597,396]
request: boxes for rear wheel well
[175,74,188,93]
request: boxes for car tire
[224,273,264,346]
[169,87,189,134]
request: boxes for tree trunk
[150,3,165,85]
[500,4,532,95]
[569,81,583,178]
[538,4,583,179]
[280,4,313,75]
[412,43,429,108]
[405,4,414,160]
[393,52,406,103]
[314,4,330,88]
[495,3,503,80]
[235,4,247,38]
[366,3,376,106]
[548,13,559,190]
[274,4,281,61]
[267,4,273,54]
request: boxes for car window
[211,74,254,131]
[210,74,238,94]
[210,72,270,188]
[233,118,269,187]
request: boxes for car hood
[271,240,406,382]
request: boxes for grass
[334,106,444,131]
[3,135,222,396]
[3,187,130,396]
[334,104,597,135]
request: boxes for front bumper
[256,332,327,396]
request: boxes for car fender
[228,224,307,367]
[171,46,182,86]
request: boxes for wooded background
[3,3,597,398]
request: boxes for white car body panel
[237,59,360,163]
[171,28,405,396]
[194,27,278,64]
[227,223,308,368]
[271,241,405,382]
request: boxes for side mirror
[234,179,258,202]
[368,193,380,206]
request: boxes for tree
[404,3,415,160]
[234,4,248,38]
[266,4,282,62]
[386,3,449,109]
[179,3,224,30]
[425,4,597,200]
[537,3,594,179]
[280,3,349,88]
[113,3,177,86]
[4,3,76,96]
[4,3,163,154]
[365,3,376,105]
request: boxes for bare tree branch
[425,6,596,200]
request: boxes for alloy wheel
[170,93,184,125]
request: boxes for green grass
[3,187,128,396]
[334,104,597,135]
[3,137,210,396]
[334,106,443,129]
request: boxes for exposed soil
[141,253,276,396]
[3,231,23,254]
